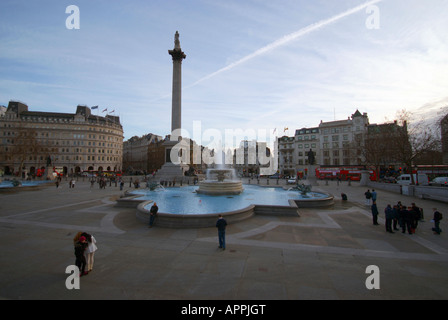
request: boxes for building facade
[233,140,272,177]
[123,133,164,174]
[278,110,369,177]
[0,101,123,177]
[318,110,369,167]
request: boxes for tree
[389,109,440,184]
[362,122,404,181]
[7,124,45,178]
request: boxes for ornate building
[277,110,369,177]
[0,101,123,177]
[123,133,164,174]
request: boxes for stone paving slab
[0,178,447,302]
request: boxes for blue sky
[1,0,448,143]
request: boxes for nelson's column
[158,31,189,180]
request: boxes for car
[429,177,448,187]
[396,174,429,186]
[287,178,297,184]
[381,176,397,184]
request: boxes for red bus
[415,165,448,179]
[315,167,377,181]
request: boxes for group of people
[366,189,444,235]
[73,231,98,277]
[380,202,423,234]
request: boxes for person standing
[74,236,88,277]
[401,205,413,235]
[371,189,377,202]
[392,205,400,231]
[384,204,394,233]
[364,189,372,206]
[432,208,443,235]
[149,202,158,228]
[83,233,98,272]
[371,201,379,225]
[411,203,421,231]
[216,214,228,250]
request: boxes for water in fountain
[197,165,243,195]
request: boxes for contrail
[186,0,383,89]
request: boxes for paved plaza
[0,177,447,300]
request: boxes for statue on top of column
[174,31,181,50]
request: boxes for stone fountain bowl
[196,180,243,195]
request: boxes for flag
[91,106,98,110]
[102,108,108,113]
[284,127,288,132]
[273,128,277,134]
[110,110,115,113]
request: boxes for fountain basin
[0,180,52,193]
[127,185,334,228]
[197,168,243,195]
[136,201,257,228]
[196,180,243,195]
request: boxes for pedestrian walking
[216,214,227,250]
[432,208,443,235]
[149,202,158,228]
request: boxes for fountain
[147,181,165,191]
[196,168,243,195]
[123,166,334,228]
[288,183,313,197]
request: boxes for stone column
[158,31,189,181]
[168,31,186,133]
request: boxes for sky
[1,0,448,146]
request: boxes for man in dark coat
[149,202,158,228]
[216,215,228,250]
[371,201,379,225]
[384,204,394,233]
[432,208,443,235]
[400,205,413,234]
[74,236,88,276]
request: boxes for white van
[396,174,429,186]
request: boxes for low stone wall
[415,186,448,203]
[367,181,448,203]
[114,194,148,208]
[136,201,256,228]
[367,182,402,194]
[293,195,334,208]
[254,200,299,217]
[0,181,53,193]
